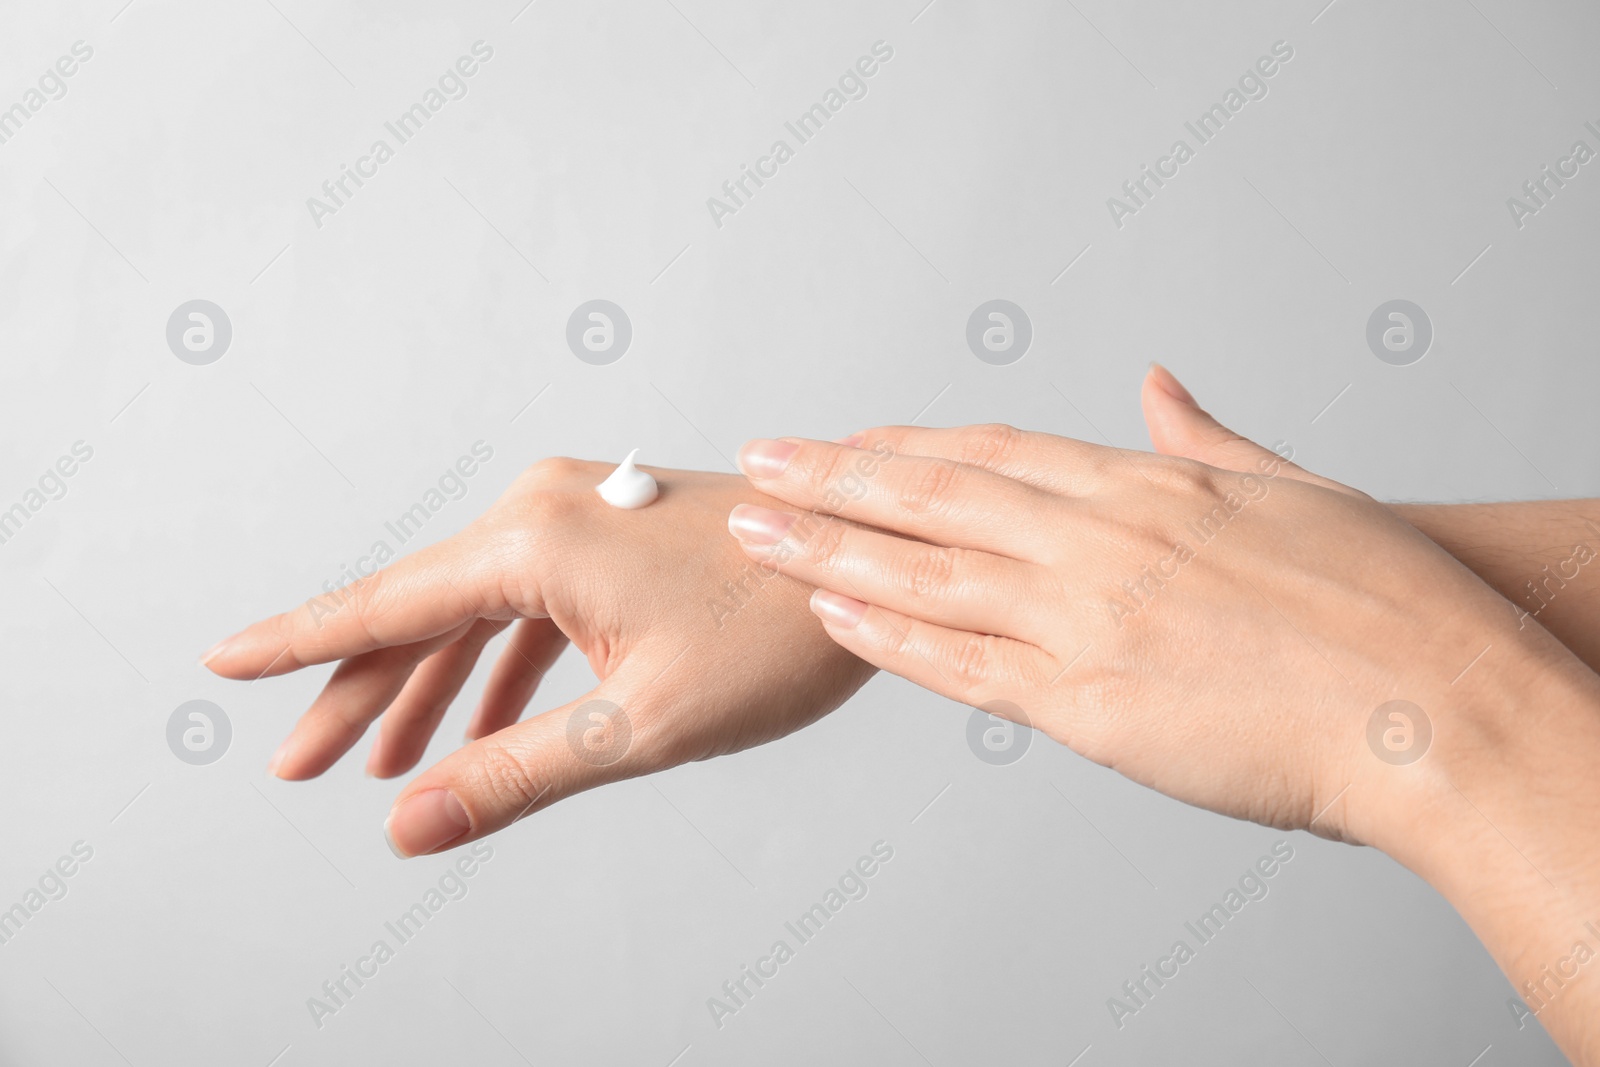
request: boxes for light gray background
[1,0,1595,1063]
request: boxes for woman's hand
[203,460,874,857]
[731,391,1600,1063]
[1141,362,1600,673]
[726,381,1580,855]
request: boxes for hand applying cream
[596,449,659,509]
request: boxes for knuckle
[497,460,589,539]
[510,482,584,531]
[1078,449,1117,486]
[959,423,1025,470]
[329,571,385,646]
[884,617,920,663]
[479,515,537,571]
[857,426,904,456]
[899,459,963,517]
[803,445,858,500]
[469,738,549,817]
[801,519,850,576]
[904,546,958,601]
[533,455,586,479]
[947,633,993,691]
[477,522,544,590]
[1149,456,1218,497]
[516,455,585,492]
[1077,652,1143,722]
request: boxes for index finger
[203,530,516,680]
[736,436,1056,557]
[849,423,1108,494]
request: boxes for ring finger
[270,620,475,780]
[368,618,511,778]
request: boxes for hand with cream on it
[729,370,1600,1063]
[596,449,658,509]
[202,458,873,857]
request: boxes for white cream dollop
[596,448,659,509]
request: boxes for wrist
[1377,633,1600,876]
[1364,634,1600,1052]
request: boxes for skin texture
[203,461,874,858]
[202,367,1600,1061]
[1144,369,1600,1065]
[729,415,1530,846]
[729,367,1600,1065]
[1140,364,1600,676]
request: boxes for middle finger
[728,504,1047,642]
[738,437,1058,559]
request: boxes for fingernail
[267,740,290,779]
[811,589,867,628]
[385,789,471,858]
[728,504,797,545]
[835,433,864,447]
[200,637,233,666]
[383,815,406,859]
[738,439,797,478]
[1149,362,1197,407]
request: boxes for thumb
[1141,363,1352,495]
[383,678,654,857]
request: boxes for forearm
[1388,642,1600,1064]
[1393,501,1600,670]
